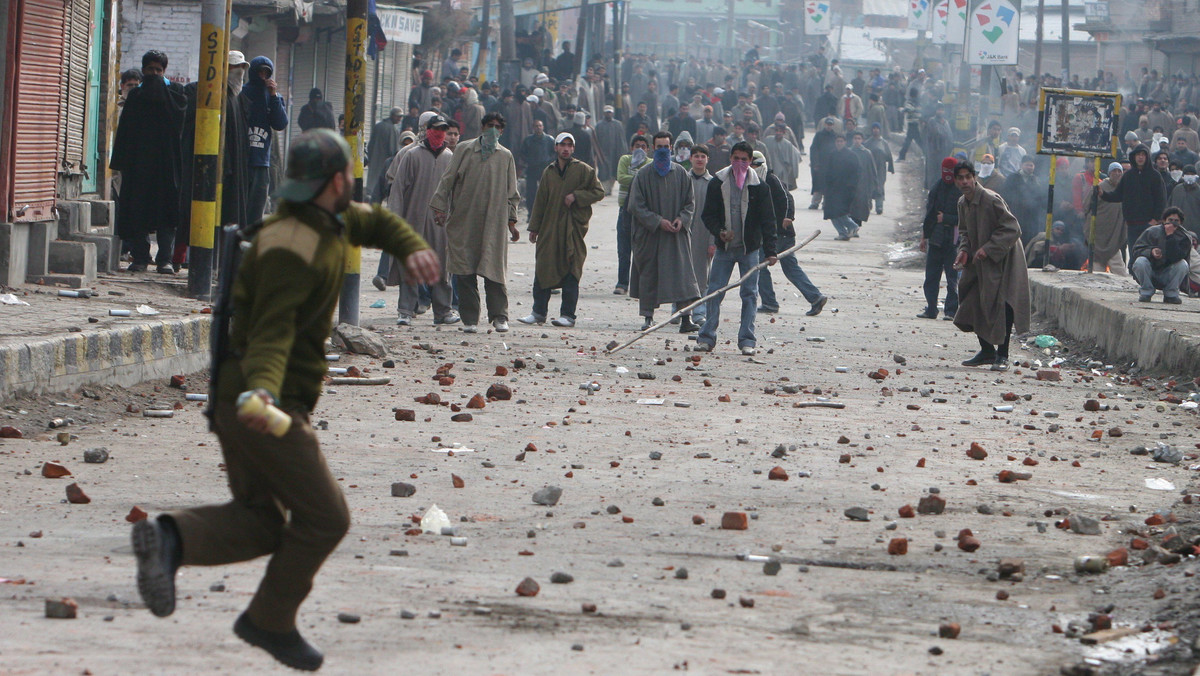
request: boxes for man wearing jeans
[754,153,829,317]
[822,134,861,239]
[614,134,651,293]
[696,142,779,355]
[1131,207,1192,303]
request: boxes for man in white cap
[567,110,595,167]
[520,132,605,327]
[595,105,626,194]
[841,84,863,125]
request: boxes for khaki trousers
[169,403,349,633]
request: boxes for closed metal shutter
[60,0,93,180]
[9,0,66,222]
[323,29,347,126]
[288,37,316,141]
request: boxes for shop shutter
[323,29,347,126]
[9,0,66,222]
[60,0,93,179]
[289,37,316,141]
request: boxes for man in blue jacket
[243,56,289,222]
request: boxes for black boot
[991,353,1010,371]
[131,516,181,617]
[916,308,938,319]
[234,612,325,671]
[679,316,700,333]
[961,350,996,367]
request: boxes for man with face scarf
[431,113,523,333]
[176,51,251,269]
[627,131,702,332]
[976,153,1005,192]
[614,134,653,294]
[387,115,458,326]
[1088,163,1129,275]
[241,56,289,222]
[520,131,606,328]
[696,142,779,355]
[133,129,440,672]
[918,157,964,320]
[110,50,188,274]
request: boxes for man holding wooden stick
[695,141,779,355]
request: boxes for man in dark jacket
[110,50,188,274]
[696,142,779,355]
[1100,143,1166,258]
[1131,207,1191,303]
[919,157,963,320]
[667,103,698,139]
[177,50,250,269]
[822,134,861,239]
[1002,157,1045,245]
[519,120,556,219]
[242,56,289,222]
[297,88,335,132]
[808,117,837,209]
[755,153,828,317]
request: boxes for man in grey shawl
[848,130,878,232]
[685,144,715,325]
[367,107,402,203]
[388,114,458,326]
[628,131,702,332]
[431,112,523,333]
[763,125,800,191]
[594,105,627,195]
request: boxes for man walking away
[242,56,289,222]
[822,134,860,240]
[808,117,837,209]
[109,50,187,274]
[952,161,1030,371]
[131,129,440,671]
[367,107,403,203]
[1099,144,1166,260]
[298,88,335,132]
[520,132,605,327]
[519,120,556,220]
[865,123,894,214]
[595,106,626,195]
[627,131,701,332]
[696,142,779,355]
[919,157,963,320]
[430,112,523,333]
[755,152,828,317]
[1131,207,1191,303]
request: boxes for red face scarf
[941,157,958,184]
[426,128,446,149]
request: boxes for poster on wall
[1036,88,1122,158]
[946,0,967,45]
[965,0,1021,65]
[931,0,950,44]
[804,1,833,35]
[909,0,933,31]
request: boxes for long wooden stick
[607,230,822,354]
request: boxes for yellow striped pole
[339,0,368,326]
[187,0,230,301]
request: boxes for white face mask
[228,67,246,95]
[978,162,995,178]
[1185,175,1199,185]
[675,147,691,163]
[1154,133,1164,142]
[1171,170,1184,182]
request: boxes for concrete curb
[0,316,212,401]
[1029,272,1200,374]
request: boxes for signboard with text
[965,0,1021,65]
[378,8,423,45]
[1036,88,1122,158]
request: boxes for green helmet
[274,128,351,203]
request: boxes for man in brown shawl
[1090,162,1129,275]
[519,132,606,327]
[430,112,522,333]
[951,161,1031,372]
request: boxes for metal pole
[1034,0,1044,80]
[607,231,821,354]
[340,0,368,327]
[1043,153,1057,252]
[1087,156,1099,272]
[1060,0,1070,82]
[187,0,231,301]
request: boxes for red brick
[898,504,916,518]
[966,442,987,460]
[887,538,908,555]
[957,535,981,552]
[721,512,748,530]
[938,623,961,639]
[767,466,788,481]
[65,483,90,504]
[1036,370,1061,381]
[125,506,148,523]
[516,577,540,597]
[41,462,71,478]
[466,394,487,409]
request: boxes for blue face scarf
[653,147,672,177]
